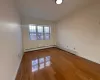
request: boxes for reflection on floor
[32,56,51,72]
[16,48,100,80]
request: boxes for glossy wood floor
[16,48,100,80]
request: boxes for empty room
[1,0,100,80]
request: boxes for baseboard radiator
[24,45,56,52]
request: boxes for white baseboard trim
[77,54,100,64]
[15,52,23,79]
[24,45,100,64]
[24,45,56,52]
[56,45,100,64]
[56,45,78,55]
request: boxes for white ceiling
[16,0,100,22]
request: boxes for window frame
[43,26,51,40]
[29,24,51,40]
[29,24,37,40]
[37,25,44,40]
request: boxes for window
[29,24,37,40]
[37,26,43,40]
[29,24,50,40]
[44,26,50,40]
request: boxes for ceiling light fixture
[55,0,63,4]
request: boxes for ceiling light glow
[55,0,63,4]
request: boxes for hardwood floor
[16,48,100,80]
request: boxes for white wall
[0,0,22,80]
[56,4,100,64]
[21,16,56,52]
